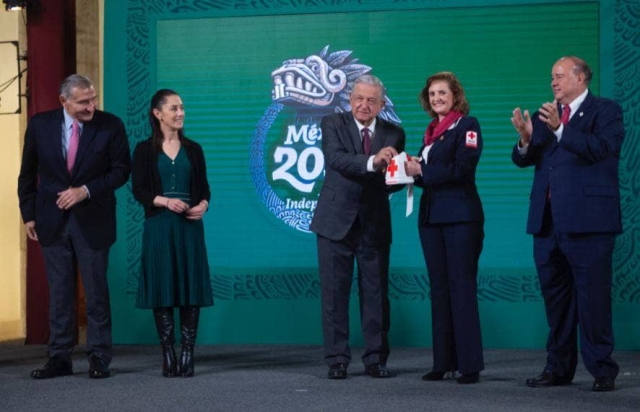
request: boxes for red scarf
[423,110,464,146]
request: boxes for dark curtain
[25,0,76,344]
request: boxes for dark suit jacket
[511,92,625,235]
[415,116,484,226]
[131,137,211,219]
[310,112,406,246]
[18,108,131,249]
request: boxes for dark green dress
[136,147,213,308]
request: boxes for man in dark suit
[18,74,131,379]
[310,74,405,379]
[511,56,625,392]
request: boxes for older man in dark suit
[511,56,625,392]
[310,74,405,380]
[18,74,131,379]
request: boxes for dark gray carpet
[0,341,638,411]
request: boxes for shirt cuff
[517,139,529,155]
[553,124,564,142]
[367,155,375,172]
[82,185,90,199]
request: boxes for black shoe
[89,357,111,379]
[592,377,615,392]
[365,363,394,378]
[457,372,480,384]
[328,363,348,380]
[525,371,572,387]
[31,355,73,379]
[422,370,445,381]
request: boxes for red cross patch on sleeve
[465,131,478,148]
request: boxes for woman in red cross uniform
[406,72,485,384]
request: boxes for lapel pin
[579,112,583,117]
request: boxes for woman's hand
[185,200,208,220]
[166,198,189,214]
[405,157,422,177]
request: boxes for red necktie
[560,105,571,125]
[362,127,371,155]
[67,121,80,172]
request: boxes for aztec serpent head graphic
[271,45,401,124]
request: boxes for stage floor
[1,342,639,411]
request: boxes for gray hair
[59,74,94,98]
[351,74,386,100]
[559,56,593,86]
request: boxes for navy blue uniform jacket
[511,92,624,235]
[415,116,484,226]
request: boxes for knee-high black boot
[153,307,177,377]
[179,306,200,377]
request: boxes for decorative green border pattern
[120,0,639,303]
[611,0,640,302]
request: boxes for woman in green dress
[132,89,213,377]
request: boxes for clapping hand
[511,107,533,146]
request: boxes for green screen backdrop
[104,0,640,349]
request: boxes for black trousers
[40,214,112,364]
[419,221,484,375]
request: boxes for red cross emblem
[387,159,398,177]
[465,131,478,148]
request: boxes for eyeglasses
[351,96,382,106]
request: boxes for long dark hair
[149,88,187,151]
